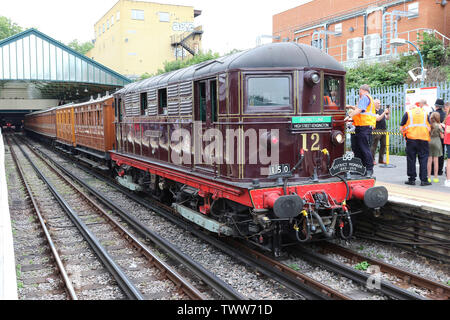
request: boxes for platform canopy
[0,28,131,101]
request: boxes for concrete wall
[0,99,59,111]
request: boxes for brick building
[273,0,449,66]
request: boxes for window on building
[107,20,110,29]
[334,23,342,35]
[311,38,324,50]
[111,16,114,26]
[117,11,120,21]
[132,9,145,20]
[159,12,170,22]
[102,24,105,33]
[408,2,419,18]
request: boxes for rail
[13,136,145,300]
[318,242,449,300]
[23,137,241,300]
[291,246,428,300]
[7,135,78,299]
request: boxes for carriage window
[140,92,148,115]
[247,77,291,110]
[158,88,167,115]
[198,82,206,122]
[323,76,342,110]
[210,80,217,123]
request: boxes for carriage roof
[116,42,345,95]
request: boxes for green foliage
[67,39,94,55]
[418,32,448,67]
[156,50,220,75]
[0,16,23,40]
[288,264,301,271]
[140,72,153,80]
[346,33,450,89]
[346,55,417,90]
[354,261,370,271]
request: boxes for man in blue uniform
[346,84,377,177]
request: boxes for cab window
[323,76,342,110]
[246,76,292,113]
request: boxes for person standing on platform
[432,99,446,176]
[370,99,390,165]
[427,112,444,183]
[400,102,432,186]
[345,84,377,177]
[442,102,450,187]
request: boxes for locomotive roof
[117,42,345,95]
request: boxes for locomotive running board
[172,203,236,237]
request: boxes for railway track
[6,139,76,300]
[14,135,243,300]
[21,135,448,300]
[7,136,215,300]
[316,242,449,300]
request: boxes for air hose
[340,211,354,240]
[311,210,334,238]
[295,211,311,243]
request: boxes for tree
[418,32,448,67]
[0,16,23,40]
[67,39,94,55]
[156,50,220,75]
[346,34,450,89]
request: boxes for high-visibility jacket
[324,96,338,110]
[401,107,431,141]
[353,94,377,127]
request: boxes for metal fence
[346,81,450,154]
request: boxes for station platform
[0,130,18,299]
[373,155,450,216]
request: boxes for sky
[1,0,313,55]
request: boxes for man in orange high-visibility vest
[400,103,431,186]
[346,84,377,177]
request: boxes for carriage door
[194,78,218,174]
[115,98,122,151]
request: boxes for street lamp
[390,38,426,86]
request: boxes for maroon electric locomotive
[110,43,388,256]
[24,43,388,256]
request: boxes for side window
[140,92,148,115]
[210,80,217,123]
[323,76,342,110]
[198,82,206,122]
[158,88,167,115]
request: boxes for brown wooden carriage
[24,108,57,139]
[73,96,115,158]
[56,106,75,146]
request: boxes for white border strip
[0,129,18,300]
[389,195,450,216]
